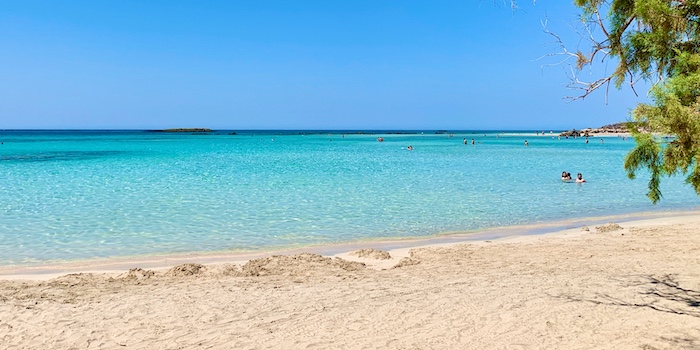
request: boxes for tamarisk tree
[562,0,700,203]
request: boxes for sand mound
[392,257,420,268]
[166,263,206,277]
[119,268,155,280]
[596,222,623,233]
[239,253,366,277]
[349,248,392,260]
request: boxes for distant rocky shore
[559,122,628,137]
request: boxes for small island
[148,128,213,133]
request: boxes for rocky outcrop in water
[559,129,582,137]
[559,123,629,137]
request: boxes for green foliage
[626,52,700,203]
[624,130,663,202]
[574,0,700,203]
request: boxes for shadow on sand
[575,274,700,317]
[560,274,700,349]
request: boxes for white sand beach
[2,212,700,349]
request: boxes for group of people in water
[561,171,586,183]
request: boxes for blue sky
[1,1,646,130]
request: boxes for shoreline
[3,208,699,348]
[2,208,697,280]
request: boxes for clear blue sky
[1,1,646,130]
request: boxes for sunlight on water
[0,130,697,265]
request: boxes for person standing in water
[576,173,586,183]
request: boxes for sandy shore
[2,213,700,349]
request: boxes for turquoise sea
[1,130,698,266]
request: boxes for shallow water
[1,130,697,265]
